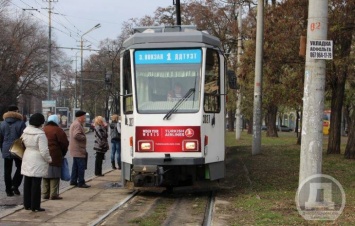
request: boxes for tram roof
[122,26,221,49]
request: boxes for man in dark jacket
[0,105,26,196]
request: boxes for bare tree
[0,12,64,117]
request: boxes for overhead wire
[54,1,101,47]
[9,1,48,26]
[10,0,102,49]
[16,0,78,44]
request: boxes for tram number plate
[203,115,211,124]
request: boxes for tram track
[90,190,140,226]
[93,188,216,226]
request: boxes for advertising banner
[136,126,200,152]
[42,100,56,121]
[55,107,69,129]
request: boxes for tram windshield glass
[134,49,201,114]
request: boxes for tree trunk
[266,104,278,137]
[344,109,355,159]
[296,110,302,145]
[247,120,253,134]
[227,110,234,132]
[344,134,355,159]
[327,71,347,154]
[295,110,300,137]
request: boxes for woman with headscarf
[21,113,52,212]
[42,114,69,200]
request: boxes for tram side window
[123,51,133,114]
[204,49,220,113]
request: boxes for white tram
[120,26,228,188]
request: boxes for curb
[0,169,115,219]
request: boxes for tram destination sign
[309,40,333,60]
[135,49,202,64]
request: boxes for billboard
[42,100,56,121]
[135,126,200,152]
[55,107,69,129]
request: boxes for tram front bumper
[132,157,205,165]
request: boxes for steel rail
[89,190,139,226]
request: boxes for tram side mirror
[227,70,238,89]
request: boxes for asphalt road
[0,131,115,213]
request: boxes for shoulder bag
[9,137,26,159]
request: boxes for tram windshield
[134,49,201,114]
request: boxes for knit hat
[8,105,19,112]
[48,114,59,125]
[75,110,86,117]
[29,113,45,127]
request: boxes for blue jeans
[111,140,121,167]
[70,157,86,186]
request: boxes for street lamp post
[80,23,101,109]
[74,51,80,108]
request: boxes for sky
[9,0,173,64]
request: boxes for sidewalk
[0,170,133,226]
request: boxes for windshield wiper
[163,88,195,120]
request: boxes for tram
[120,25,230,188]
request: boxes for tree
[344,79,355,158]
[0,5,66,117]
[326,0,355,154]
[0,14,48,116]
[239,0,307,137]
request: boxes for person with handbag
[42,115,69,200]
[0,105,26,197]
[93,116,109,176]
[109,114,121,170]
[21,113,52,212]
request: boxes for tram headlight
[183,140,198,151]
[138,140,154,152]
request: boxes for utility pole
[74,51,80,108]
[252,0,264,155]
[105,70,112,122]
[235,3,243,140]
[80,24,101,109]
[173,0,181,25]
[299,0,329,184]
[43,0,57,100]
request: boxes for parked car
[278,125,293,132]
[261,125,267,131]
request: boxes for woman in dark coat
[93,116,109,176]
[42,115,69,200]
